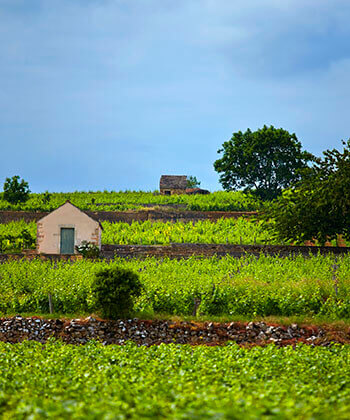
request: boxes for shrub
[42,191,51,205]
[91,267,142,319]
[75,241,100,258]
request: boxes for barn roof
[185,188,210,195]
[160,175,187,190]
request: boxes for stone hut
[36,201,102,254]
[159,175,187,195]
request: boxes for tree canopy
[213,125,314,200]
[261,140,350,245]
[3,175,30,204]
[187,176,201,188]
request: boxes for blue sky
[1,0,350,192]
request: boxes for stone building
[159,175,188,195]
[36,201,102,254]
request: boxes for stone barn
[159,175,187,195]
[36,201,102,254]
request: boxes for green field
[0,340,349,419]
[1,255,349,318]
[0,190,261,212]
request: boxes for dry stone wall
[101,243,350,259]
[0,210,256,224]
[1,243,349,262]
[1,316,348,347]
[0,253,82,263]
[0,211,49,223]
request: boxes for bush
[91,267,142,319]
[3,175,30,204]
[75,241,100,258]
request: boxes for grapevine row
[0,254,349,317]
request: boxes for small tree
[187,176,201,188]
[91,267,142,319]
[214,125,314,200]
[3,175,30,204]
[260,140,350,245]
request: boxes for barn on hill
[36,201,102,254]
[159,175,187,195]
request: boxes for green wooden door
[60,228,75,254]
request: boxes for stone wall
[1,243,349,262]
[0,253,82,263]
[0,209,257,224]
[0,211,49,223]
[101,243,350,259]
[1,316,347,346]
[1,243,349,263]
[145,210,257,223]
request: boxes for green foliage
[214,125,314,200]
[261,140,350,245]
[0,221,36,253]
[187,175,201,188]
[75,240,100,258]
[3,175,30,204]
[101,217,281,246]
[0,190,261,212]
[91,266,142,319]
[0,340,349,419]
[42,190,51,205]
[1,255,350,318]
[1,217,284,251]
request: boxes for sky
[1,0,350,193]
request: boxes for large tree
[261,140,350,245]
[214,125,314,200]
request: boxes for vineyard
[0,255,349,318]
[1,216,346,253]
[101,218,279,245]
[0,340,349,419]
[0,220,36,253]
[0,217,282,253]
[1,190,349,418]
[0,190,261,212]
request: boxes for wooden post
[48,293,53,314]
[332,264,339,298]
